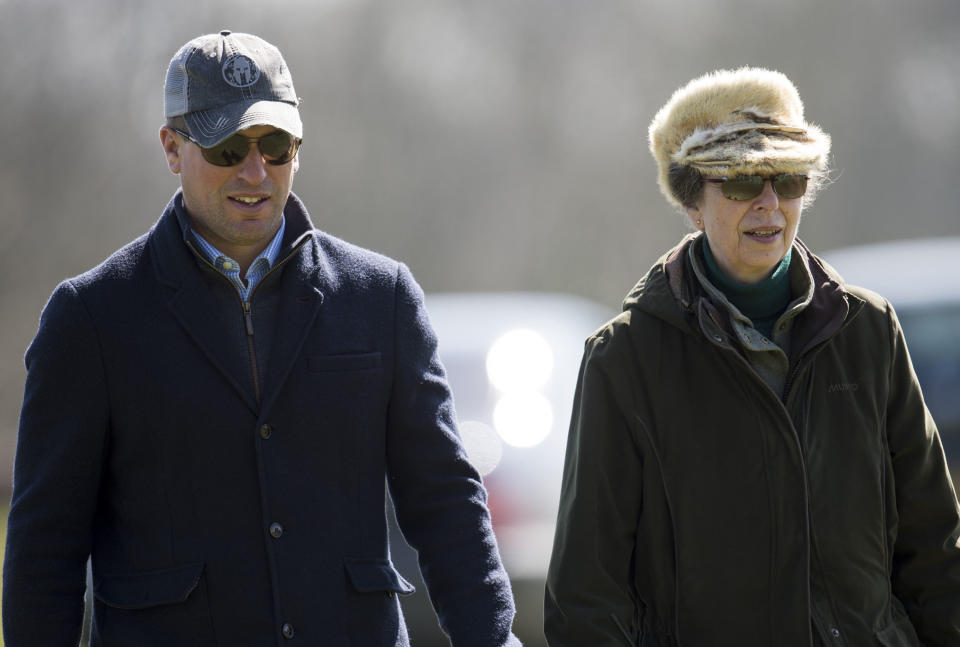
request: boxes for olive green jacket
[545,235,960,646]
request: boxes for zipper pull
[243,301,254,336]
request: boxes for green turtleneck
[702,239,793,339]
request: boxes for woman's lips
[745,227,782,240]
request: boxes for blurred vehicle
[389,292,614,647]
[821,238,960,483]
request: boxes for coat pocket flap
[344,558,416,596]
[94,562,204,610]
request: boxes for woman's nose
[752,180,779,210]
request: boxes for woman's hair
[667,163,705,209]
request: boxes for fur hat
[648,67,831,208]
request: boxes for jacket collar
[625,233,864,353]
[148,190,326,416]
[791,238,863,356]
[152,190,316,285]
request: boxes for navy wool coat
[3,191,519,647]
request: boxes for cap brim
[183,99,303,147]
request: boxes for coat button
[260,424,272,439]
[270,522,284,538]
[830,627,841,638]
[281,623,295,639]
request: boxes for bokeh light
[458,420,504,475]
[492,392,553,448]
[486,329,554,393]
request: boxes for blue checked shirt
[190,217,286,302]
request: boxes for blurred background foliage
[1,0,959,526]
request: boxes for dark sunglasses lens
[202,135,250,167]
[200,132,298,167]
[772,174,807,199]
[719,175,808,200]
[258,131,297,163]
[720,176,764,201]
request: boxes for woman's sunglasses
[172,128,301,167]
[704,173,808,201]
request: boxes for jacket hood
[623,233,854,349]
[622,234,698,330]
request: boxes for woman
[545,68,960,646]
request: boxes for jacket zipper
[702,305,863,647]
[186,237,310,407]
[241,300,261,404]
[778,308,864,647]
[702,325,815,646]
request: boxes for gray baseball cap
[164,30,302,147]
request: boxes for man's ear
[159,126,182,175]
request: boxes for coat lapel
[150,194,260,414]
[165,266,260,415]
[259,237,325,416]
[149,190,326,418]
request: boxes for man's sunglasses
[172,128,301,167]
[704,174,808,201]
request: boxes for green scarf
[702,239,792,339]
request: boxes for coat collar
[150,190,316,286]
[625,233,864,355]
[148,190,326,416]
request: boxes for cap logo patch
[222,54,260,88]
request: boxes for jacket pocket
[93,562,215,646]
[876,602,923,647]
[308,352,382,373]
[344,557,415,596]
[94,562,204,609]
[343,558,414,647]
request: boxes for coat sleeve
[383,263,521,647]
[3,281,109,646]
[884,302,960,645]
[544,333,644,646]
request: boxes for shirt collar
[190,215,287,272]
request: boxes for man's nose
[235,144,269,183]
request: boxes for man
[3,31,520,647]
